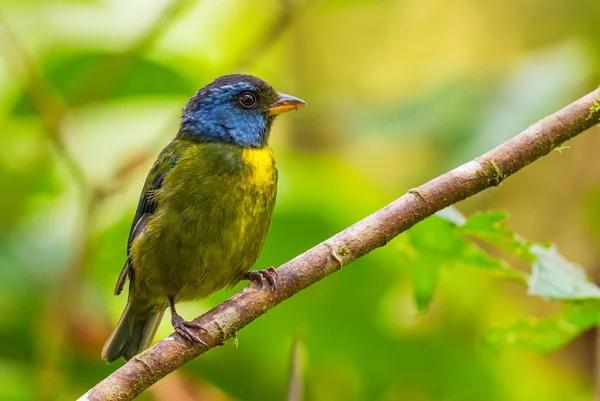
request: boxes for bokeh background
[1,0,600,400]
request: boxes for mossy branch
[80,87,600,401]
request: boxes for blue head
[178,74,305,148]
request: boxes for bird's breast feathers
[130,141,277,301]
[241,146,276,187]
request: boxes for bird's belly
[131,176,275,303]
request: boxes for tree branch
[81,88,600,400]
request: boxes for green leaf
[13,51,195,114]
[409,254,442,314]
[456,211,600,300]
[409,217,464,255]
[411,215,521,274]
[402,216,515,313]
[461,211,535,261]
[400,207,598,352]
[528,244,600,299]
[485,300,600,352]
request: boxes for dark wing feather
[114,213,150,295]
[114,140,191,295]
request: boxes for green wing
[114,139,192,295]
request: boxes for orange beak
[268,93,306,116]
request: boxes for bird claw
[171,314,208,346]
[245,266,278,290]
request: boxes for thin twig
[0,16,96,400]
[80,87,600,401]
[0,0,200,197]
[68,0,200,104]
[287,339,304,401]
[233,0,312,71]
[0,15,88,196]
[128,0,199,53]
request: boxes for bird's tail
[101,301,164,363]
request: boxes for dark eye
[239,92,257,108]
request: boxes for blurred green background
[1,0,600,400]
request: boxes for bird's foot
[168,295,208,346]
[244,266,278,289]
[171,314,208,346]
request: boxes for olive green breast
[129,142,277,312]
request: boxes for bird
[101,74,305,363]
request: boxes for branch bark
[81,87,600,401]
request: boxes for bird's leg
[168,296,208,346]
[244,266,278,289]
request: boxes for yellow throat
[241,147,275,187]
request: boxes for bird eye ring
[239,92,257,108]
